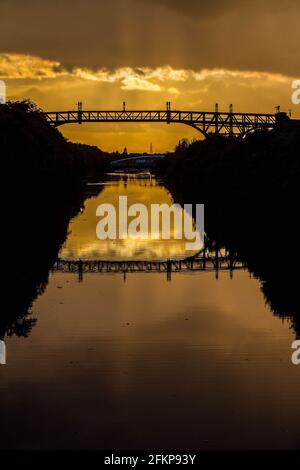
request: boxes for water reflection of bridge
[53,250,245,281]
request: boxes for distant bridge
[43,103,293,137]
[52,249,245,281]
[110,154,164,169]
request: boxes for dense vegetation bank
[1,101,108,337]
[0,101,109,185]
[155,124,300,337]
[156,122,300,204]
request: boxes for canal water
[0,174,299,449]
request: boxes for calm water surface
[0,174,299,449]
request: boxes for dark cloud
[0,0,299,75]
[140,0,300,16]
[140,0,247,17]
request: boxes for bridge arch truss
[43,109,279,138]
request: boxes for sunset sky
[1,0,300,152]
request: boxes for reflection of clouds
[61,238,194,260]
[60,177,199,261]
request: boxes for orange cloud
[2,53,299,152]
[0,53,67,79]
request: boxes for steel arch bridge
[43,105,286,138]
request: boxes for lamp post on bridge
[77,101,82,124]
[215,103,219,133]
[166,101,171,124]
[229,103,233,137]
